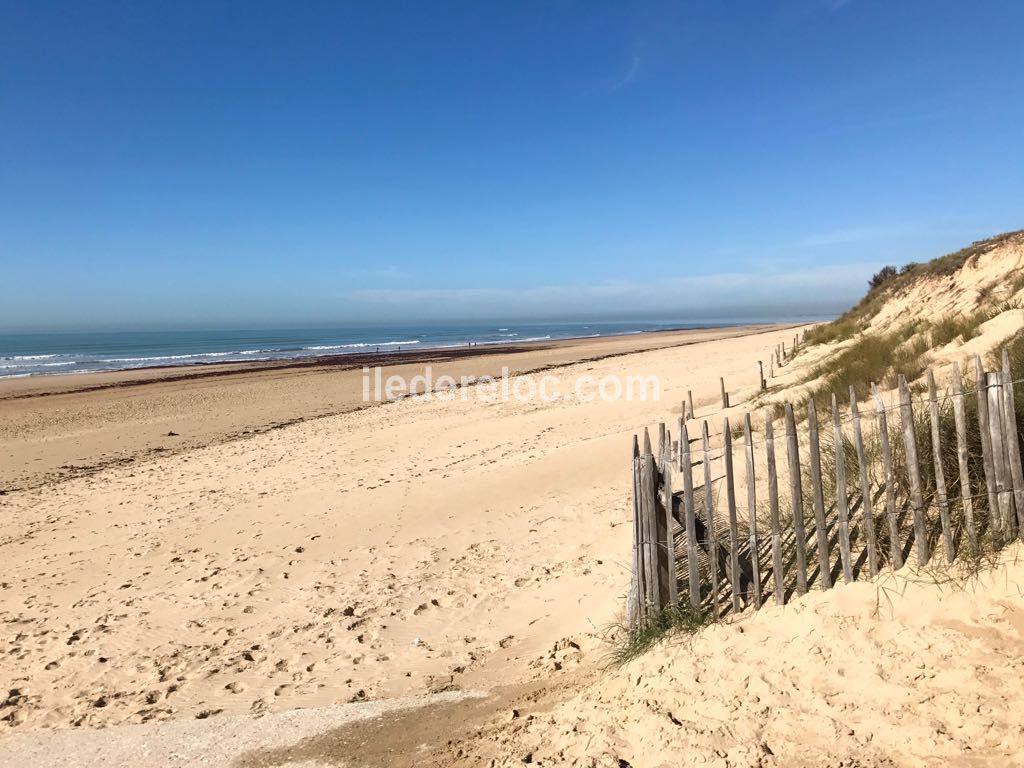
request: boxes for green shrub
[869,266,898,290]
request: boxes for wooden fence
[627,350,1024,627]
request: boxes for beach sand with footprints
[3,320,1024,766]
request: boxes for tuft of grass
[606,603,714,667]
[1008,271,1024,297]
[801,323,929,411]
[929,309,991,347]
[804,318,859,345]
[993,296,1024,314]
[881,333,931,390]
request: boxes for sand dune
[448,547,1024,767]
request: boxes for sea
[0,318,815,378]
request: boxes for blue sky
[2,1,1023,331]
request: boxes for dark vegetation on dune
[805,229,1024,347]
[796,230,1024,413]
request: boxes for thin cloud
[609,53,642,92]
[586,42,646,96]
[792,220,939,249]
[345,263,880,316]
[794,227,898,248]
[355,264,408,279]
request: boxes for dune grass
[607,603,715,667]
[799,323,929,413]
[803,230,1024,347]
[929,309,991,348]
[804,318,858,345]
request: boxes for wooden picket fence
[627,349,1024,627]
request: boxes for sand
[0,690,481,768]
[2,320,1023,767]
[0,326,794,730]
[0,325,780,492]
[448,546,1024,767]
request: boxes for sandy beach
[0,325,783,492]
[0,326,796,736]
[8,2,1024,763]
[3,319,1024,767]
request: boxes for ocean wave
[0,323,715,379]
[305,340,421,350]
[102,348,288,364]
[111,356,218,364]
[0,360,76,369]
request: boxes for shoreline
[0,322,750,382]
[0,322,799,400]
[0,323,798,492]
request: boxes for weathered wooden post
[765,412,785,604]
[1001,349,1024,535]
[628,435,644,626]
[759,361,766,391]
[950,363,977,551]
[927,369,954,563]
[743,413,762,608]
[872,383,903,569]
[641,429,660,611]
[661,427,678,606]
[975,356,1000,539]
[898,375,929,565]
[784,403,809,594]
[664,428,678,605]
[849,386,878,576]
[688,389,694,420]
[702,421,719,614]
[679,419,700,608]
[987,371,1016,542]
[831,395,854,583]
[807,399,833,589]
[720,378,729,409]
[723,418,742,612]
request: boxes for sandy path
[0,325,799,735]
